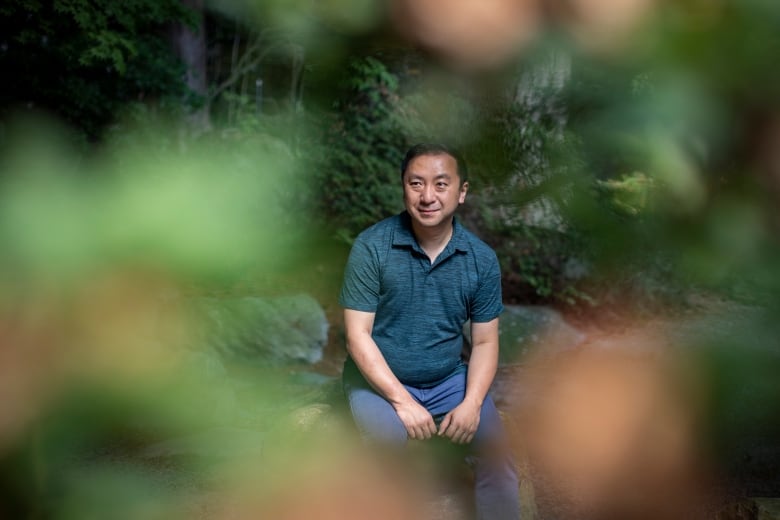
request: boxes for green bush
[0,0,192,140]
[311,56,410,239]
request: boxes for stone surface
[191,293,329,365]
[498,305,586,363]
[464,305,586,365]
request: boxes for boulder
[465,305,585,365]
[191,293,328,366]
[498,305,585,363]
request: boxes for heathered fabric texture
[340,211,503,386]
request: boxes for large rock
[465,305,585,366]
[498,305,585,363]
[192,293,329,366]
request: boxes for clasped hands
[394,398,481,445]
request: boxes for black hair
[400,143,468,184]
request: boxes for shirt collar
[393,211,468,254]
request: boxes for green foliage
[0,0,192,139]
[311,56,410,238]
[480,214,591,306]
[0,116,307,293]
[458,60,586,305]
[503,86,568,189]
[595,171,656,217]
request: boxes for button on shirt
[340,212,504,386]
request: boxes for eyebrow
[407,173,454,181]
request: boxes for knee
[347,391,408,445]
[358,420,407,445]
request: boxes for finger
[437,415,452,436]
[452,423,467,441]
[457,426,474,444]
[449,420,466,440]
[421,415,435,437]
[444,424,460,442]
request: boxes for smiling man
[340,143,520,520]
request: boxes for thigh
[344,380,408,445]
[423,370,468,420]
[424,371,507,446]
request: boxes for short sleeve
[339,236,381,312]
[470,251,504,323]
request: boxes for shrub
[312,57,410,239]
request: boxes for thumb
[437,413,452,436]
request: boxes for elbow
[345,337,357,356]
[344,330,365,356]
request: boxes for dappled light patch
[513,324,712,518]
[550,0,658,53]
[389,0,660,68]
[0,312,64,454]
[390,0,541,69]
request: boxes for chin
[413,213,439,223]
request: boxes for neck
[412,218,454,262]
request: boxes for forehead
[404,153,459,178]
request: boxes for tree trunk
[172,0,210,134]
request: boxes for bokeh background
[1,0,779,518]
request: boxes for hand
[393,400,437,440]
[438,399,481,444]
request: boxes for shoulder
[353,213,404,250]
[347,214,403,267]
[454,221,498,260]
[356,213,400,239]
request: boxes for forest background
[1,1,779,518]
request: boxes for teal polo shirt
[340,211,504,386]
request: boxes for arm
[438,317,499,444]
[344,308,438,440]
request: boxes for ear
[458,181,469,204]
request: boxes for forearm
[463,338,498,407]
[463,318,500,408]
[437,324,499,443]
[347,327,438,440]
[347,332,413,407]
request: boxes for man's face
[402,153,468,231]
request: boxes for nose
[421,184,436,203]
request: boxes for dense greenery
[312,57,409,238]
[2,0,776,309]
[0,0,194,139]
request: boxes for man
[339,143,520,519]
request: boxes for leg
[425,372,521,520]
[470,396,521,520]
[343,374,408,445]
